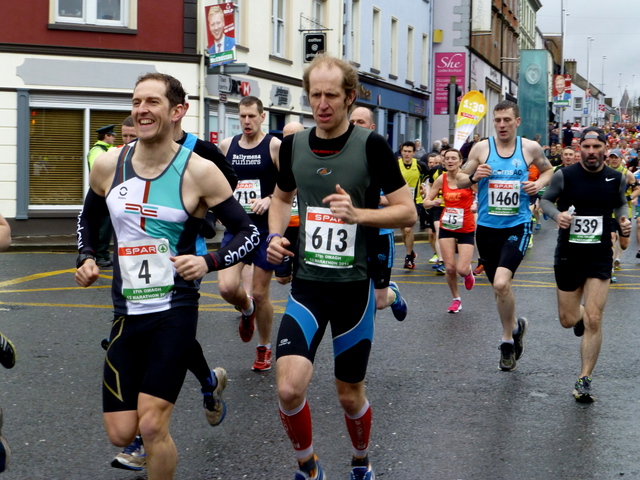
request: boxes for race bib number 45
[118,238,174,302]
[569,216,603,244]
[488,180,520,216]
[304,207,356,269]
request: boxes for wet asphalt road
[0,220,640,479]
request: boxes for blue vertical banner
[517,50,549,146]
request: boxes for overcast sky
[536,0,640,105]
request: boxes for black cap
[96,124,116,135]
[579,126,606,144]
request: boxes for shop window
[269,113,285,137]
[53,0,136,28]
[29,109,84,206]
[29,108,129,207]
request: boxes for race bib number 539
[569,216,603,244]
[304,207,356,268]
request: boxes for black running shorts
[276,278,375,384]
[103,306,198,412]
[475,223,531,284]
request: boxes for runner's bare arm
[266,186,296,265]
[322,184,416,228]
[457,141,489,188]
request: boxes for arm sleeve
[540,170,565,222]
[366,133,406,195]
[76,188,109,254]
[276,135,296,192]
[200,196,260,272]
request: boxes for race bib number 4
[234,179,261,213]
[488,180,520,215]
[569,216,603,244]
[304,207,356,268]
[118,238,174,302]
[442,207,464,230]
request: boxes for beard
[582,154,603,171]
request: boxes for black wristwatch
[76,253,96,269]
[468,172,478,184]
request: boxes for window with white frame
[421,33,429,86]
[312,0,324,28]
[272,0,286,56]
[350,0,360,63]
[372,8,380,71]
[233,0,241,45]
[390,17,398,77]
[574,97,583,110]
[407,26,414,82]
[55,0,130,27]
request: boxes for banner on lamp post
[453,91,487,150]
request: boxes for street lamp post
[585,36,594,126]
[600,55,606,126]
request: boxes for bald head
[283,121,304,137]
[349,106,376,130]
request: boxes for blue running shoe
[203,367,227,426]
[350,464,375,480]
[111,436,146,471]
[294,458,325,480]
[388,282,407,321]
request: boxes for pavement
[9,223,432,252]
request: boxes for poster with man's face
[553,74,571,106]
[206,2,236,67]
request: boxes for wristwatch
[468,172,478,184]
[76,253,96,268]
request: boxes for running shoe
[463,271,475,290]
[111,436,146,471]
[527,237,533,249]
[96,258,113,268]
[294,457,325,480]
[101,337,110,351]
[350,463,375,480]
[0,332,16,369]
[573,319,585,337]
[573,376,595,403]
[636,249,640,259]
[239,297,256,342]
[614,258,621,271]
[403,254,415,270]
[252,346,272,372]
[388,282,408,321]
[611,273,617,284]
[473,264,484,276]
[0,408,10,473]
[543,212,549,220]
[429,254,438,264]
[447,298,462,314]
[534,223,541,231]
[435,262,445,275]
[203,367,227,426]
[513,317,528,360]
[499,342,516,371]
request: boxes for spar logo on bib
[119,244,163,256]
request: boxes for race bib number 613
[304,207,356,268]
